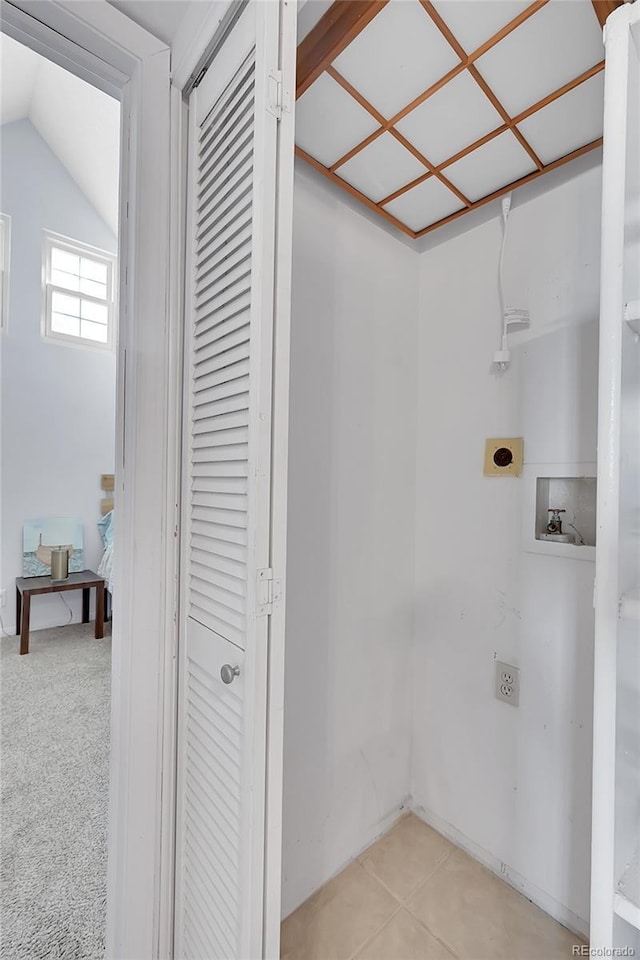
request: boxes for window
[43,231,116,348]
[0,213,10,330]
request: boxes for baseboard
[411,801,590,940]
[282,796,411,920]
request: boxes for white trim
[41,230,116,350]
[154,82,187,960]
[0,212,11,331]
[174,61,197,960]
[263,0,296,956]
[1,3,178,958]
[591,3,635,951]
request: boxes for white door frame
[0,3,179,958]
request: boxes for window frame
[0,212,11,330]
[42,230,117,350]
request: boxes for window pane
[51,248,79,275]
[79,277,107,299]
[51,268,80,292]
[51,290,80,317]
[51,312,80,337]
[81,300,108,324]
[80,257,108,284]
[81,318,108,343]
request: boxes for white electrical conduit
[495,195,512,370]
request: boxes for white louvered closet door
[175,2,296,958]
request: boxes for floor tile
[354,908,456,960]
[280,861,397,960]
[358,813,455,900]
[406,848,583,960]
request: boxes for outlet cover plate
[484,438,523,477]
[495,660,519,706]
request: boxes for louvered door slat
[196,177,253,253]
[198,70,254,162]
[177,2,294,957]
[183,832,238,918]
[199,134,253,213]
[198,203,252,263]
[199,113,254,198]
[198,61,254,162]
[185,801,239,889]
[195,270,252,319]
[195,295,251,336]
[183,876,236,959]
[187,695,244,769]
[190,519,247,546]
[193,360,250,398]
[193,394,249,423]
[192,405,248,432]
[194,324,250,364]
[196,241,251,302]
[193,373,250,408]
[193,341,250,379]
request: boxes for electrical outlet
[495,660,519,706]
[0,589,6,608]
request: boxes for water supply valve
[547,508,566,535]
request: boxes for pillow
[98,509,114,548]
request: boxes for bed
[97,474,114,605]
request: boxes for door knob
[220,664,240,685]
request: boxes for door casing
[0,3,179,957]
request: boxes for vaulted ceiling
[0,33,120,234]
[295,0,621,239]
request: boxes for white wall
[1,119,117,633]
[411,165,602,934]
[282,164,419,917]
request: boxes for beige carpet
[0,622,111,959]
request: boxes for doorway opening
[0,31,120,957]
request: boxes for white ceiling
[106,0,196,45]
[1,33,120,234]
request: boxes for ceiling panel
[332,0,460,120]
[295,0,609,239]
[431,0,531,55]
[445,130,537,202]
[517,72,605,165]
[475,1,604,117]
[107,0,192,44]
[337,132,428,202]
[396,69,504,167]
[296,73,381,167]
[384,176,465,231]
[1,33,41,124]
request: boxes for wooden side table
[15,570,105,655]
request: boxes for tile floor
[281,813,586,960]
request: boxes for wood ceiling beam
[591,1,624,28]
[295,145,417,238]
[296,0,388,98]
[414,138,603,238]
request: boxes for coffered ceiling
[295,0,621,239]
